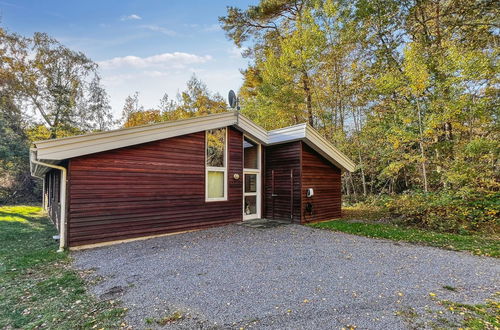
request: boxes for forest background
[1,0,498,234]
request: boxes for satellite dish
[228,90,237,108]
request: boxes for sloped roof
[30,111,356,176]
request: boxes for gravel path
[72,223,499,329]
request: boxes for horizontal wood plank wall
[264,142,302,223]
[301,143,341,223]
[67,127,243,246]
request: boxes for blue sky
[1,0,256,116]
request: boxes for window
[206,128,227,201]
[242,135,261,219]
[243,137,259,169]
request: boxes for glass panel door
[243,136,260,220]
[245,174,257,193]
[243,171,260,220]
[244,195,257,216]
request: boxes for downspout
[30,149,67,252]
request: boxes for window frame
[243,135,261,220]
[205,127,228,202]
[243,136,261,171]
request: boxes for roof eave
[304,125,356,172]
[30,111,356,175]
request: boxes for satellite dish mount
[228,90,240,111]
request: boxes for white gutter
[30,149,67,252]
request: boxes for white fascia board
[30,149,60,177]
[304,125,356,172]
[31,110,356,174]
[235,113,269,144]
[35,112,238,160]
[267,124,307,145]
[35,112,237,149]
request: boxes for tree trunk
[344,174,351,197]
[302,71,314,127]
[416,99,429,192]
[349,173,357,202]
[358,151,367,196]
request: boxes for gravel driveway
[73,223,499,329]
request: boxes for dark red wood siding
[264,142,302,223]
[301,143,342,223]
[67,127,243,246]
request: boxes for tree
[0,28,114,138]
[123,110,162,128]
[120,91,143,125]
[0,87,33,203]
[158,93,176,114]
[221,0,321,126]
[85,75,115,131]
[222,0,499,198]
[175,75,227,116]
[0,26,115,202]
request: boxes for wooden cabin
[30,112,356,249]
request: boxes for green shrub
[386,191,499,234]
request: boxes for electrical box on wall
[306,188,314,198]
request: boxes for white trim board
[31,111,356,177]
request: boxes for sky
[0,0,256,117]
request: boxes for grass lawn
[310,206,500,258]
[0,205,126,329]
[439,299,500,329]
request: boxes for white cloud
[228,46,248,59]
[98,52,212,69]
[140,25,177,36]
[100,66,244,116]
[203,24,221,32]
[96,42,247,117]
[143,70,169,78]
[121,14,142,21]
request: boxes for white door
[243,171,260,220]
[243,136,261,220]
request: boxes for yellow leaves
[380,161,406,179]
[403,42,429,95]
[374,70,404,94]
[342,325,357,330]
[323,0,338,17]
[429,292,436,297]
[26,124,51,141]
[123,110,162,128]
